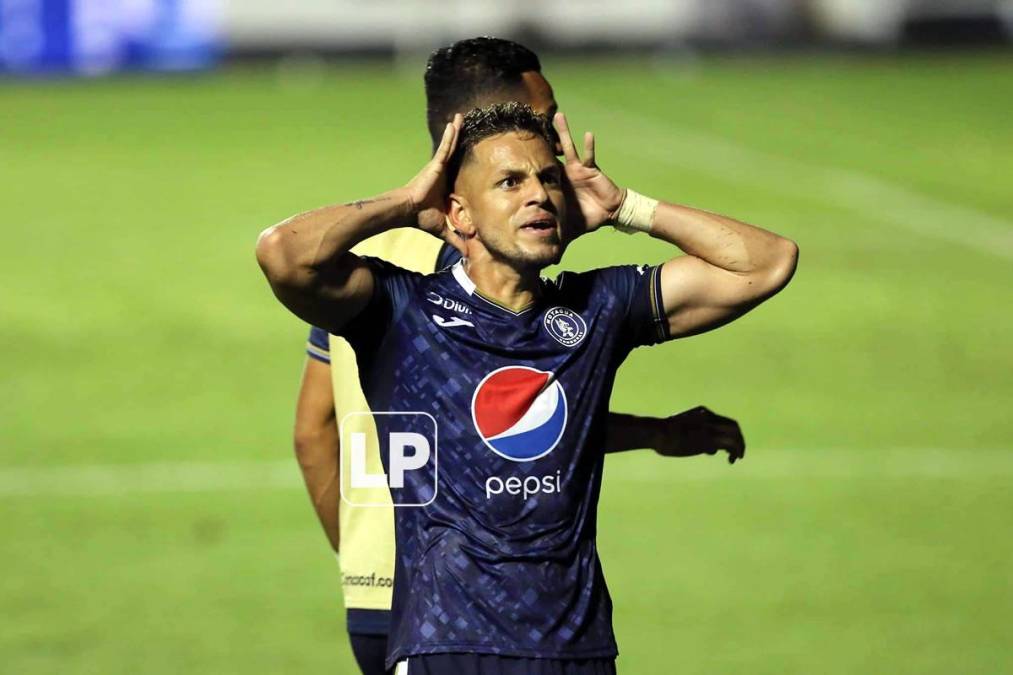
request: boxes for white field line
[608,447,1013,482]
[570,95,1013,261]
[0,449,1009,497]
[0,460,300,498]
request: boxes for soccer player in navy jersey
[258,104,797,673]
[294,37,745,675]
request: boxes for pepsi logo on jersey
[472,366,568,501]
[471,366,567,461]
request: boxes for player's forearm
[647,200,797,279]
[256,188,414,288]
[294,430,341,553]
[604,412,661,453]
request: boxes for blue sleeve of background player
[305,325,331,364]
[334,256,422,365]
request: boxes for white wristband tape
[612,189,658,234]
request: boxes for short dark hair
[447,102,552,188]
[424,37,541,151]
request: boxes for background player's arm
[294,357,341,552]
[605,408,745,464]
[554,112,798,340]
[256,117,462,332]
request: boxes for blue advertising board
[0,0,219,75]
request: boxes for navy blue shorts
[347,609,391,675]
[394,653,617,675]
[348,634,388,675]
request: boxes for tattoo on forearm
[345,197,391,210]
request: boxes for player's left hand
[553,112,625,237]
[652,406,746,464]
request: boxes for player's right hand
[403,113,466,254]
[653,406,746,464]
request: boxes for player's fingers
[583,131,595,167]
[724,422,746,457]
[711,418,742,435]
[432,122,455,164]
[554,112,580,164]
[721,426,746,454]
[433,114,463,165]
[726,433,746,463]
[708,417,743,440]
[712,442,739,464]
[724,440,744,464]
[451,113,462,147]
[708,416,745,461]
[710,430,745,462]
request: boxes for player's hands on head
[404,113,466,255]
[553,112,625,238]
[653,406,745,464]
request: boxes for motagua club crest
[543,307,587,347]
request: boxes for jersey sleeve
[596,264,669,349]
[305,326,331,364]
[434,242,463,272]
[334,256,421,360]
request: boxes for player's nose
[524,177,550,206]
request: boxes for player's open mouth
[520,217,557,234]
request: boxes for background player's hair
[447,102,552,187]
[424,37,542,152]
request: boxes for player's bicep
[659,255,775,339]
[267,252,376,334]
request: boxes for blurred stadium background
[2,1,1011,673]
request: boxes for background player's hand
[653,406,746,464]
[404,114,466,254]
[553,112,625,237]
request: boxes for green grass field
[2,52,1011,673]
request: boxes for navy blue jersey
[338,258,667,667]
[305,243,461,364]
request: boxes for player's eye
[542,171,560,186]
[498,176,518,189]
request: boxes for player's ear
[447,193,475,238]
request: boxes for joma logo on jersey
[471,366,567,462]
